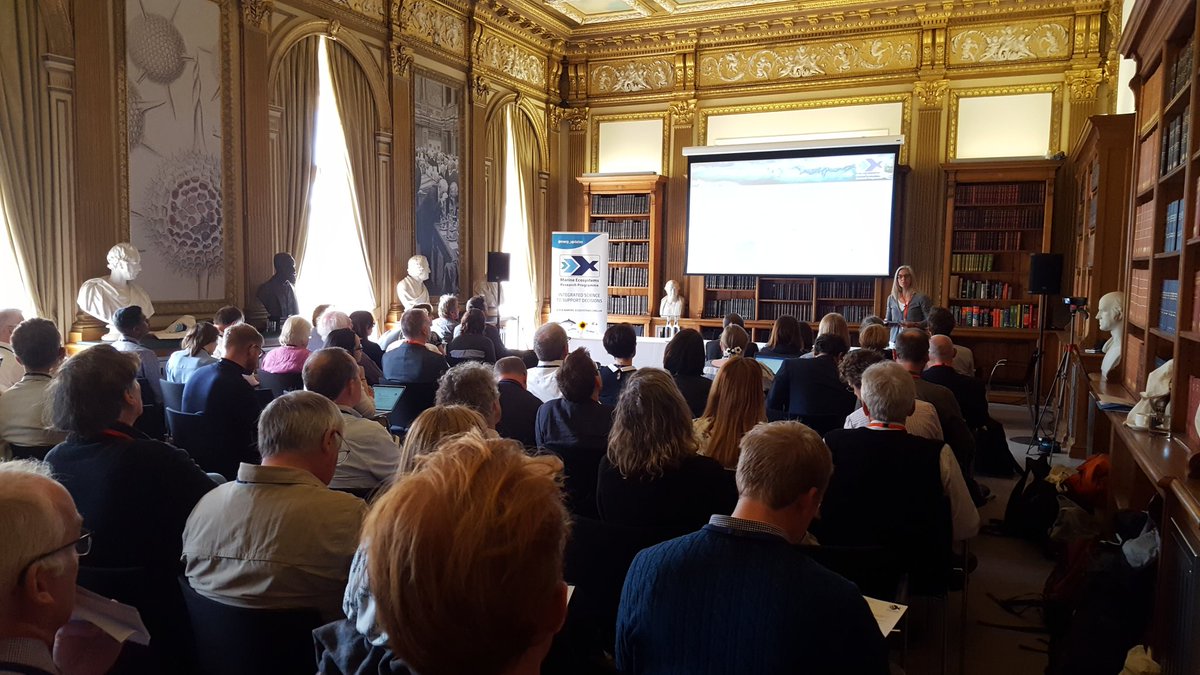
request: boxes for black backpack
[974,416,1021,477]
[1003,454,1059,544]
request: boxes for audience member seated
[839,348,942,440]
[756,315,808,359]
[355,433,568,675]
[350,311,384,370]
[435,361,501,428]
[597,369,737,540]
[181,323,267,467]
[453,295,505,358]
[212,305,244,359]
[928,306,976,377]
[305,348,399,491]
[182,391,366,621]
[166,321,219,384]
[705,325,773,391]
[536,349,613,516]
[0,319,67,454]
[662,328,710,418]
[924,334,989,429]
[260,315,313,375]
[495,356,541,447]
[381,308,447,385]
[704,313,758,360]
[766,334,857,431]
[447,308,497,365]
[45,345,216,668]
[857,323,893,359]
[111,305,163,403]
[0,461,123,675]
[860,315,885,328]
[316,309,352,352]
[327,327,384,387]
[411,303,443,352]
[598,323,637,406]
[615,421,889,675]
[527,322,569,402]
[0,308,24,391]
[694,356,766,470]
[819,361,979,559]
[396,405,488,474]
[801,312,851,360]
[308,304,332,351]
[431,294,459,345]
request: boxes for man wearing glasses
[181,391,366,622]
[0,460,120,675]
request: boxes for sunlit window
[0,193,37,318]
[295,37,376,321]
[500,106,536,348]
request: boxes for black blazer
[766,355,857,417]
[381,342,449,384]
[361,338,384,370]
[922,365,989,429]
[672,373,712,418]
[598,364,636,406]
[497,379,542,448]
[536,398,615,518]
[596,454,737,540]
[446,333,497,365]
[181,359,265,458]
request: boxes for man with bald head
[923,334,989,430]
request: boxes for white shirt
[844,400,943,440]
[166,350,218,384]
[0,343,22,391]
[0,373,66,449]
[527,360,563,402]
[331,406,400,490]
[952,342,976,377]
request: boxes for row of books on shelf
[952,208,1044,230]
[816,280,873,299]
[951,231,1023,251]
[949,277,1017,300]
[590,218,650,239]
[1165,198,1187,253]
[591,194,649,215]
[703,298,755,320]
[1133,201,1155,258]
[608,267,648,287]
[954,182,1045,205]
[950,254,997,272]
[1159,279,1181,333]
[610,242,649,262]
[1160,107,1189,176]
[1123,335,1145,396]
[761,280,814,301]
[1137,128,1160,193]
[760,303,814,321]
[608,295,649,316]
[1129,268,1151,328]
[1169,38,1194,101]
[950,303,1038,329]
[705,275,758,291]
[817,304,872,323]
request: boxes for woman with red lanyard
[885,265,933,345]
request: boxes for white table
[569,336,764,369]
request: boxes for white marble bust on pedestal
[1096,291,1124,382]
[396,255,431,310]
[659,279,684,320]
[77,243,156,341]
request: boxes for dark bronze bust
[256,252,299,327]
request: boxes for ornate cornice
[668,98,696,127]
[390,42,413,78]
[947,82,1063,159]
[241,0,273,30]
[472,75,494,107]
[550,105,589,132]
[912,79,949,108]
[1065,67,1104,101]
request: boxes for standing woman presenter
[885,265,933,344]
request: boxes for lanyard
[867,421,906,431]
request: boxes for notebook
[373,385,405,413]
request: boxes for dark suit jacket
[497,379,541,447]
[922,365,989,429]
[381,342,448,384]
[766,355,857,418]
[673,373,712,418]
[181,359,265,459]
[361,338,384,370]
[705,339,758,361]
[536,398,615,518]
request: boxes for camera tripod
[1025,305,1085,456]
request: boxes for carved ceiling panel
[328,0,386,22]
[947,18,1074,65]
[589,57,675,95]
[477,33,547,87]
[400,0,467,57]
[697,33,917,86]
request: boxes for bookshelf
[1069,114,1134,347]
[692,275,885,342]
[1120,0,1200,451]
[578,173,667,336]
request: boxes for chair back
[78,566,193,673]
[796,413,846,437]
[160,379,185,412]
[386,381,438,433]
[167,408,238,480]
[543,443,605,519]
[798,544,904,601]
[178,578,322,675]
[9,444,54,461]
[257,370,304,398]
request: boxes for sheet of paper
[71,586,151,645]
[567,585,575,605]
[864,595,907,637]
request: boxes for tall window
[294,37,375,321]
[0,193,36,317]
[499,107,536,348]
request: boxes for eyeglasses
[17,529,92,584]
[333,431,350,465]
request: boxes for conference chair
[166,408,237,480]
[134,377,166,440]
[159,379,185,412]
[257,370,304,399]
[178,578,322,675]
[78,566,193,673]
[386,381,438,434]
[542,442,605,519]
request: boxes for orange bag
[1064,454,1110,511]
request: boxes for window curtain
[511,110,545,313]
[0,1,58,322]
[478,105,507,294]
[271,36,320,274]
[325,40,380,313]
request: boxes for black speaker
[486,252,510,282]
[1028,253,1063,295]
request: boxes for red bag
[1064,454,1110,511]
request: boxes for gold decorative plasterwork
[550,105,589,131]
[913,79,950,108]
[389,42,413,78]
[948,19,1073,65]
[1065,68,1104,101]
[589,111,670,174]
[589,57,674,95]
[400,0,467,57]
[241,0,273,30]
[477,33,546,88]
[327,19,341,36]
[328,0,385,22]
[472,75,494,107]
[697,34,917,87]
[946,83,1063,160]
[669,98,696,126]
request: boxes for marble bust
[1096,291,1124,382]
[396,255,431,311]
[659,279,684,320]
[78,243,155,341]
[256,252,300,325]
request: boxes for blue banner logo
[560,255,600,276]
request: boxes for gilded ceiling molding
[697,33,918,87]
[668,99,697,127]
[389,42,413,78]
[946,83,1063,159]
[589,111,670,173]
[912,79,950,109]
[589,57,674,96]
[947,19,1074,66]
[330,0,386,23]
[476,0,573,46]
[472,75,494,107]
[549,105,589,132]
[399,0,467,58]
[1065,68,1104,102]
[242,0,273,30]
[476,32,546,88]
[328,19,342,37]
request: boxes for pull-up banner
[550,231,608,338]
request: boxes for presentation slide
[685,148,898,276]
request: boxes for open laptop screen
[374,385,405,413]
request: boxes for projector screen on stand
[683,138,903,277]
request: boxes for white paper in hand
[71,586,151,646]
[864,596,907,637]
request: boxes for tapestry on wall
[125,0,224,301]
[413,71,462,297]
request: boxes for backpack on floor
[1063,453,1110,512]
[974,416,1021,477]
[1003,454,1059,544]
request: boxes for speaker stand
[1010,294,1048,446]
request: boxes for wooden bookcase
[1070,114,1135,348]
[578,173,666,336]
[1121,0,1200,451]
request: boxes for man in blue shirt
[616,420,890,675]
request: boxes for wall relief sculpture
[478,34,545,87]
[698,36,916,86]
[401,0,466,56]
[328,0,386,22]
[589,58,674,94]
[949,21,1072,64]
